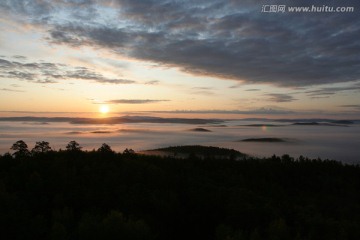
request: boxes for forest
[1,140,360,240]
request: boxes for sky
[0,0,359,118]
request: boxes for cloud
[306,82,360,97]
[339,105,360,111]
[149,108,294,115]
[229,85,241,89]
[309,96,330,100]
[265,93,297,103]
[192,87,213,90]
[0,57,136,85]
[2,1,360,87]
[145,80,160,85]
[245,89,260,92]
[64,67,135,84]
[35,79,58,84]
[190,87,215,95]
[191,90,215,96]
[0,115,221,125]
[106,99,170,104]
[12,55,27,60]
[0,88,25,92]
[3,71,36,81]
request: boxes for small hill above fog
[141,145,246,160]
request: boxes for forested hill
[142,145,247,160]
[1,144,360,240]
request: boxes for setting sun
[99,105,109,114]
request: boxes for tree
[97,143,113,153]
[123,148,135,155]
[32,141,52,154]
[66,141,82,151]
[10,140,30,158]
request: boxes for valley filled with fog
[1,115,359,164]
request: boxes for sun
[99,105,109,114]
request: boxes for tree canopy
[32,141,52,154]
[1,141,360,240]
[97,143,113,153]
[66,140,82,151]
[10,140,30,158]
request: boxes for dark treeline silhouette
[1,140,360,240]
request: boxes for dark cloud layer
[340,105,360,111]
[1,0,360,87]
[106,99,170,104]
[305,83,360,97]
[245,89,261,92]
[0,57,135,84]
[266,93,297,102]
[149,108,294,115]
[0,115,221,125]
